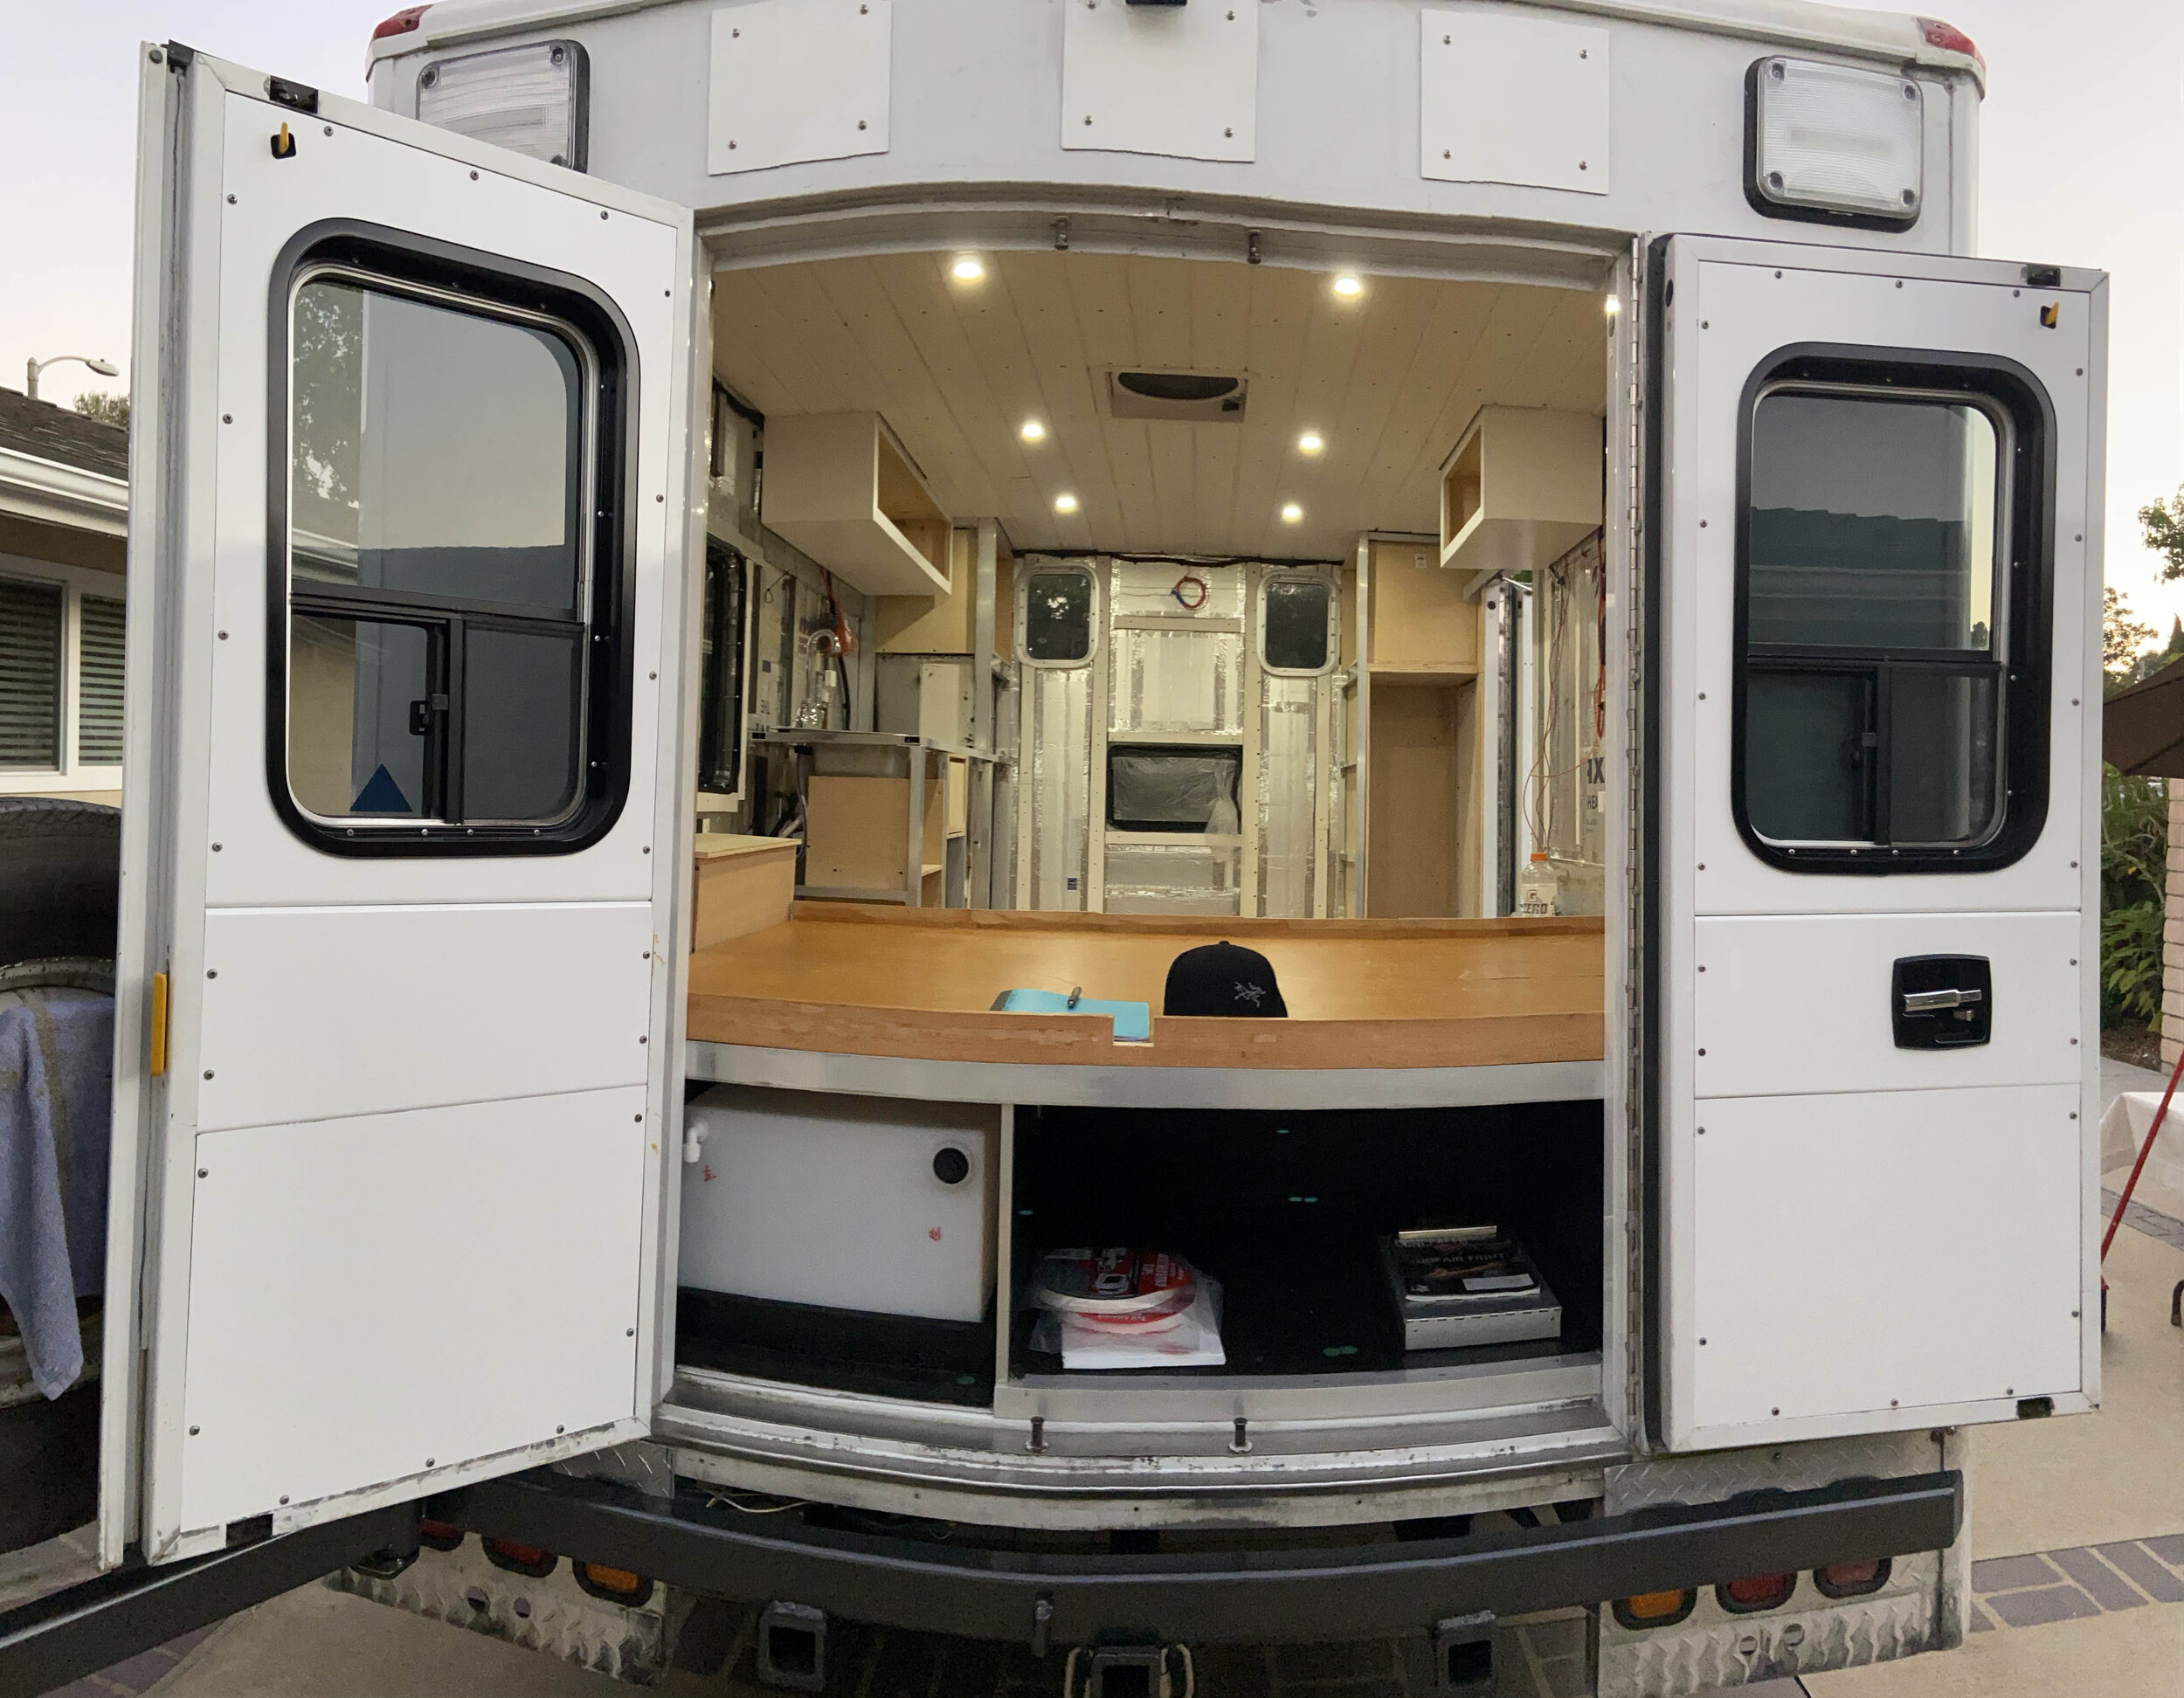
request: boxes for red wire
[2103,1038,2184,1262]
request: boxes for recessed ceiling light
[1020,418,1047,443]
[1297,430,1324,454]
[1054,492,1080,514]
[1280,501,1303,523]
[950,253,986,283]
[1330,274,1364,300]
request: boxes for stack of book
[1380,1225,1561,1350]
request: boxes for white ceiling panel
[711,251,1608,564]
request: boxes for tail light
[417,1517,465,1551]
[1717,1572,1796,1613]
[574,1561,655,1606]
[1916,18,1984,72]
[481,1537,557,1578]
[1815,1556,1892,1599]
[1612,1589,1697,1630]
[372,6,431,40]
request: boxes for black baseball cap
[1163,941,1288,1018]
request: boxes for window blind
[0,576,64,770]
[78,595,126,765]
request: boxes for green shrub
[2102,764,2168,1027]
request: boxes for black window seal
[1729,343,2056,875]
[264,219,638,858]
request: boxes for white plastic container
[678,1084,999,1322]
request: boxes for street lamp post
[24,355,120,403]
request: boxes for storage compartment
[690,832,798,949]
[680,1086,999,1320]
[804,770,945,894]
[1007,1101,1602,1381]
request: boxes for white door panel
[106,50,697,1563]
[1682,1085,2080,1438]
[176,1089,647,1532]
[1652,236,2103,1449]
[1693,911,2080,1100]
[197,904,654,1130]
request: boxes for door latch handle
[1901,986,1984,1015]
[407,694,450,736]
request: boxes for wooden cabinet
[691,834,799,949]
[760,411,952,597]
[1438,405,1600,582]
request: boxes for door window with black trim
[283,266,603,840]
[1738,380,2034,862]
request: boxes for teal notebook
[990,988,1151,1042]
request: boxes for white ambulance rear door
[100,44,699,1564]
[1647,234,2103,1450]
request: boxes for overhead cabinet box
[1439,406,1600,581]
[760,411,952,597]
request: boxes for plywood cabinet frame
[1437,405,1602,590]
[759,411,954,598]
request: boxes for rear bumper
[427,1466,1962,1647]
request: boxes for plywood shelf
[1368,663,1480,686]
[760,411,952,597]
[1438,405,1600,582]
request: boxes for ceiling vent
[1107,369,1248,422]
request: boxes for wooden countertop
[687,905,1603,1072]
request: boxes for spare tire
[0,797,118,1554]
[0,797,120,970]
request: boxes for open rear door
[1648,236,2104,1449]
[100,45,697,1563]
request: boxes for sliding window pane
[1745,671,1869,843]
[461,626,582,823]
[0,577,63,770]
[289,615,432,819]
[1887,669,2000,846]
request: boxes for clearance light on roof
[1917,17,1984,73]
[1748,56,1924,229]
[418,38,590,170]
[371,5,431,41]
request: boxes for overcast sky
[3,2,2180,640]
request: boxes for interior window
[1740,389,2008,853]
[283,269,597,837]
[1108,745,1242,833]
[1261,576,1333,673]
[1024,569,1094,664]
